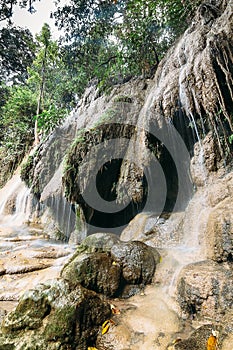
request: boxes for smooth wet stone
[77,232,120,254]
[111,241,156,285]
[61,252,121,297]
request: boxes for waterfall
[0,174,33,227]
[0,164,77,239]
[40,192,76,241]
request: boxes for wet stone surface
[0,224,75,320]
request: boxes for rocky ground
[0,165,233,350]
[0,142,232,350]
[0,223,75,322]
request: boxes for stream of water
[0,171,209,349]
[0,174,75,319]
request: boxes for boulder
[0,279,111,350]
[177,260,233,319]
[79,232,120,253]
[172,325,222,350]
[61,252,121,297]
[61,239,158,298]
[205,200,233,262]
[111,241,156,285]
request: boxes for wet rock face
[173,325,222,350]
[62,235,157,298]
[111,241,156,285]
[177,260,233,319]
[61,252,122,297]
[205,204,233,262]
[202,173,233,262]
[0,280,111,350]
[190,132,221,187]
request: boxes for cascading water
[0,172,75,318]
[0,173,33,228]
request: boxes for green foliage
[54,0,201,91]
[0,85,36,149]
[0,0,41,22]
[36,104,67,135]
[27,24,71,138]
[0,85,37,183]
[229,134,233,144]
[0,26,36,84]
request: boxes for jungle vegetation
[0,0,202,184]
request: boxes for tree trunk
[34,45,48,145]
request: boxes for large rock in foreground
[177,260,233,319]
[61,234,158,298]
[0,279,111,350]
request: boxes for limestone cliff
[0,1,232,349]
[21,0,232,239]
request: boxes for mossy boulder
[79,232,120,253]
[61,252,121,297]
[62,239,158,298]
[0,279,111,350]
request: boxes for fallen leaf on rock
[102,320,111,335]
[172,338,182,344]
[110,304,120,315]
[207,330,219,350]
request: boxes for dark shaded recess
[211,55,233,148]
[212,65,233,116]
[227,253,233,263]
[173,102,197,156]
[82,158,148,233]
[146,132,178,213]
[211,38,233,118]
[96,159,122,201]
[67,122,192,234]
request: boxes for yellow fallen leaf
[88,347,98,350]
[172,338,182,344]
[207,330,218,350]
[102,320,110,335]
[112,261,117,266]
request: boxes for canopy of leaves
[0,0,39,22]
[0,26,36,84]
[54,0,202,89]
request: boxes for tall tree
[28,23,72,141]
[33,23,51,144]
